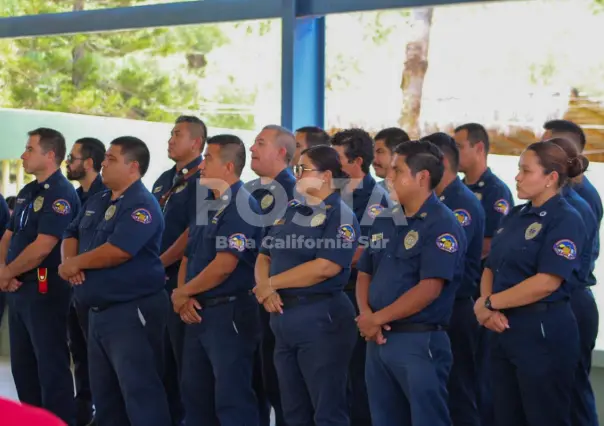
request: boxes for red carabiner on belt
[37,267,48,294]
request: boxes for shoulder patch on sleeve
[228,233,247,252]
[553,239,577,260]
[367,204,384,219]
[338,224,356,243]
[494,199,510,215]
[131,208,152,224]
[453,209,472,227]
[436,233,459,253]
[52,199,71,215]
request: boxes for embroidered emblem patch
[367,204,384,219]
[494,199,510,215]
[338,224,356,243]
[453,209,472,227]
[52,199,71,215]
[553,239,577,260]
[131,208,152,224]
[228,233,247,252]
[436,233,459,253]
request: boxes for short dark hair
[330,128,374,175]
[5,196,16,210]
[75,137,105,172]
[295,126,330,148]
[301,145,350,189]
[421,132,459,172]
[454,123,490,154]
[207,134,246,176]
[28,128,66,166]
[176,115,208,142]
[394,140,444,190]
[543,119,586,151]
[110,136,150,177]
[374,127,410,153]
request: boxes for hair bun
[567,155,589,178]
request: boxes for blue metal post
[281,0,325,131]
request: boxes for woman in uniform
[254,145,360,426]
[474,139,587,426]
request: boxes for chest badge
[174,183,187,194]
[311,213,326,227]
[404,230,419,250]
[473,192,482,201]
[33,196,44,212]
[153,186,163,194]
[261,194,274,210]
[105,205,117,221]
[525,222,542,240]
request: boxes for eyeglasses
[292,165,321,178]
[67,154,85,163]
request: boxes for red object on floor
[0,397,67,425]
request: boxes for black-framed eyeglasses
[292,165,321,178]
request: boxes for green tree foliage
[0,0,258,130]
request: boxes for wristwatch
[484,295,496,311]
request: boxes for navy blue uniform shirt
[486,194,585,301]
[0,193,9,237]
[561,186,597,288]
[346,174,391,284]
[76,174,106,207]
[185,181,261,300]
[439,177,485,298]
[573,175,602,281]
[245,167,297,226]
[464,167,514,238]
[152,157,202,280]
[64,180,165,307]
[358,193,467,326]
[8,169,80,269]
[260,191,361,296]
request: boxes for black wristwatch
[484,295,496,311]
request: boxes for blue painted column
[280,0,325,131]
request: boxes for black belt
[388,323,447,333]
[344,282,356,292]
[501,299,568,315]
[280,293,333,308]
[198,290,253,308]
[17,269,44,282]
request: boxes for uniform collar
[439,176,463,202]
[217,180,243,204]
[409,192,439,220]
[464,167,493,188]
[522,193,562,217]
[36,168,63,191]
[175,156,202,178]
[351,174,376,195]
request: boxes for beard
[67,166,86,181]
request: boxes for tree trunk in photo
[398,7,433,139]
[72,0,86,89]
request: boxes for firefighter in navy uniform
[246,125,297,426]
[0,128,80,426]
[60,137,171,426]
[331,128,391,426]
[152,115,206,426]
[65,136,106,426]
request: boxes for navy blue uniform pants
[447,298,480,426]
[271,292,356,426]
[344,289,371,426]
[366,330,452,426]
[0,291,6,327]
[8,277,75,426]
[67,295,93,424]
[491,302,579,426]
[163,281,185,426]
[570,288,599,426]
[256,307,287,426]
[88,291,171,426]
[181,295,260,426]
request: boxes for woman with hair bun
[473,139,587,426]
[253,145,360,426]
[549,137,600,426]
